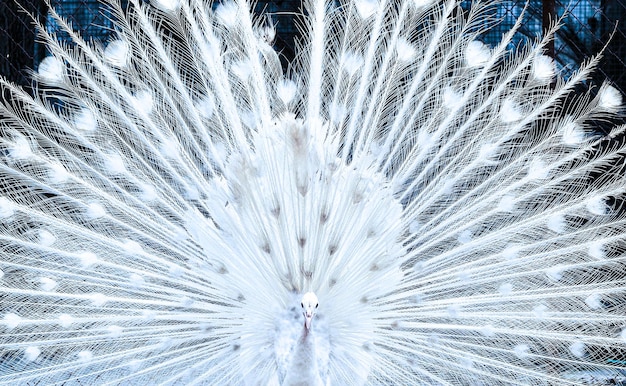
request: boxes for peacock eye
[315,304,318,308]
[301,302,304,308]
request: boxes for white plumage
[0,0,625,384]
[282,292,324,386]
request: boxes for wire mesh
[495,0,626,95]
[0,0,46,88]
[0,1,625,92]
[46,0,118,42]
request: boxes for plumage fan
[1,0,625,384]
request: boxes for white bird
[0,0,625,384]
[282,292,324,386]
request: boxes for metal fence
[1,0,626,93]
[502,0,626,93]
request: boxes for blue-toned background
[1,1,625,93]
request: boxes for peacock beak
[304,311,313,329]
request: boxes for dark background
[1,0,625,92]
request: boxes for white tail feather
[0,0,625,384]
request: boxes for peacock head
[300,292,319,330]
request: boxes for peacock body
[0,0,625,384]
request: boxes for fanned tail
[0,0,625,385]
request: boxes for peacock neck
[282,323,321,386]
[301,323,310,340]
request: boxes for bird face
[300,292,319,330]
